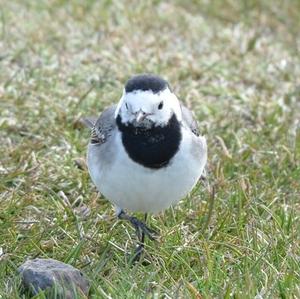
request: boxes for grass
[0,0,299,298]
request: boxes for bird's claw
[129,216,158,241]
[130,244,144,263]
[117,210,158,241]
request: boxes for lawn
[0,0,299,298]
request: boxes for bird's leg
[131,214,148,262]
[117,210,158,242]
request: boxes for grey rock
[18,258,90,298]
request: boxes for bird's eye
[125,103,128,110]
[158,101,163,110]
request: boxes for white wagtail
[84,74,207,260]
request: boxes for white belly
[88,129,206,213]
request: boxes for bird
[84,74,207,261]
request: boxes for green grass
[1,0,300,298]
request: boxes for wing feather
[181,104,200,136]
[89,105,117,146]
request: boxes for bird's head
[115,74,182,128]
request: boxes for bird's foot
[118,210,158,241]
[129,244,151,266]
[129,216,158,241]
[130,244,144,263]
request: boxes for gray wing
[181,104,200,136]
[87,105,117,145]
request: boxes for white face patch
[115,88,182,126]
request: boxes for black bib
[116,114,182,169]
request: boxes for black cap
[125,74,170,94]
